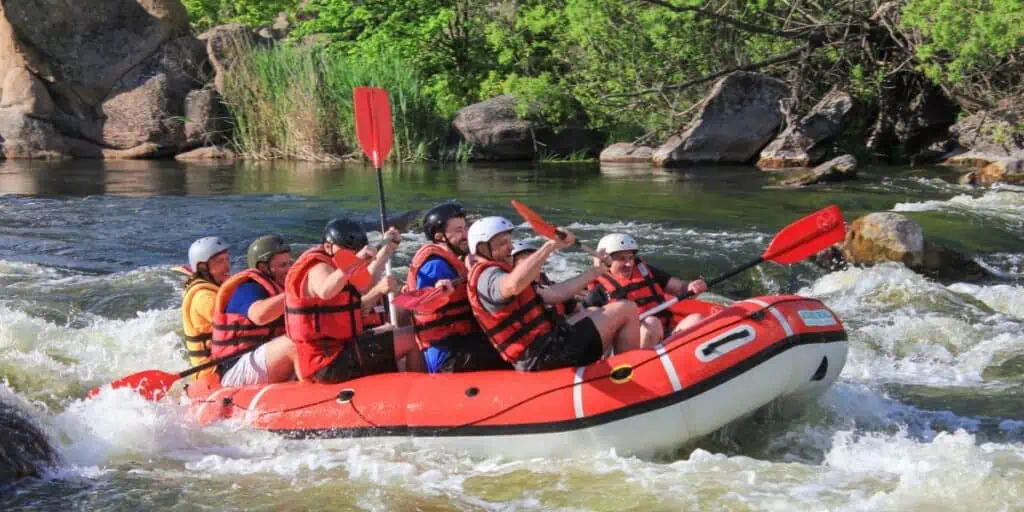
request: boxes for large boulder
[452,95,604,160]
[0,1,225,159]
[839,212,988,281]
[199,23,273,95]
[0,398,59,484]
[757,89,852,168]
[652,72,789,167]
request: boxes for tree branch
[636,0,809,40]
[601,44,809,100]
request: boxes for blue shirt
[416,256,459,373]
[225,281,270,320]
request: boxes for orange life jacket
[284,247,363,379]
[467,259,557,363]
[405,244,481,350]
[594,257,670,316]
[361,297,388,328]
[210,269,285,360]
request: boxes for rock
[895,84,959,160]
[0,1,219,159]
[842,212,925,267]
[183,86,230,149]
[776,154,857,187]
[840,212,989,281]
[600,143,654,163]
[975,159,1024,185]
[946,98,1024,166]
[0,398,59,484]
[652,72,789,167]
[175,146,235,161]
[452,95,603,160]
[757,89,852,168]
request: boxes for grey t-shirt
[476,266,513,314]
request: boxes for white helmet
[597,233,639,255]
[468,216,515,255]
[189,236,229,270]
[511,240,538,258]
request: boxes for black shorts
[435,333,513,373]
[314,331,398,384]
[515,318,604,372]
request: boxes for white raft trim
[573,367,585,418]
[694,325,757,362]
[245,383,277,424]
[655,343,683,392]
[746,299,794,337]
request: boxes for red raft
[186,295,848,458]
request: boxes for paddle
[354,86,398,325]
[393,278,465,314]
[511,200,612,264]
[638,204,846,320]
[85,342,262,401]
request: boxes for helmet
[322,218,368,250]
[510,240,538,258]
[188,236,229,270]
[467,216,515,255]
[247,235,291,269]
[423,202,466,242]
[597,234,639,255]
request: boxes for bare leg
[640,316,665,349]
[263,335,297,383]
[569,301,642,355]
[672,314,704,334]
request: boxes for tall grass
[220,38,450,162]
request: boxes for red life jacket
[595,257,670,315]
[405,244,481,350]
[361,297,388,328]
[284,247,363,379]
[210,269,285,360]
[467,259,557,363]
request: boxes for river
[1,159,1022,510]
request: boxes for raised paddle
[638,204,846,320]
[354,86,398,326]
[511,200,612,264]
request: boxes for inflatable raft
[185,295,848,458]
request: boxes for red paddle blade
[86,370,179,401]
[511,200,559,240]
[762,204,846,264]
[353,87,394,168]
[393,287,448,313]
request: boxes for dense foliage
[187,0,1023,160]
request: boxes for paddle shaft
[637,256,763,320]
[374,169,398,325]
[180,341,262,380]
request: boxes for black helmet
[247,235,290,269]
[322,218,368,250]
[423,202,466,242]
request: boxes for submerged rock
[775,154,858,187]
[599,143,654,163]
[0,398,58,484]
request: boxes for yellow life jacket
[182,278,218,379]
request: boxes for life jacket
[467,259,558,363]
[361,297,388,329]
[285,247,363,379]
[210,269,285,360]
[536,272,577,317]
[405,244,481,350]
[182,278,218,379]
[595,257,670,314]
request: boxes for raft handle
[337,389,355,403]
[465,387,479,397]
[749,309,767,321]
[811,357,829,381]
